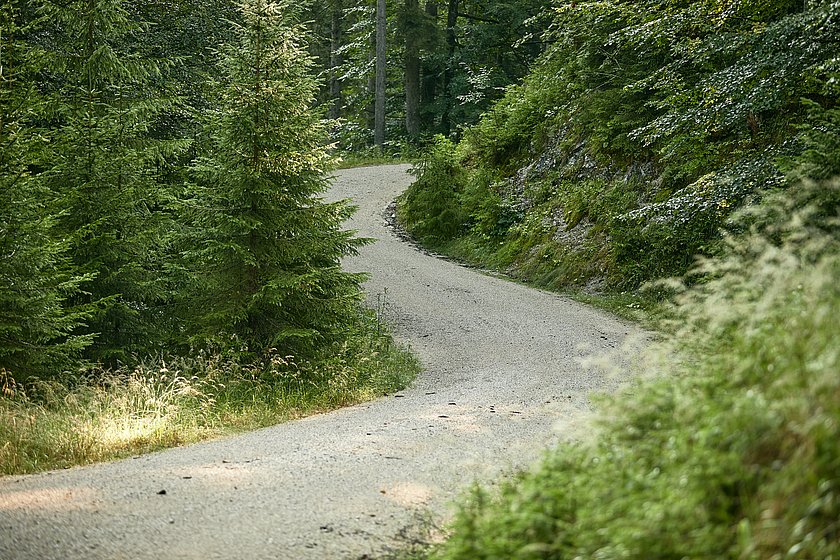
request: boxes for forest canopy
[1,0,565,380]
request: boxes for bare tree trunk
[374,0,387,148]
[404,0,421,139]
[420,0,439,130]
[440,0,458,135]
[329,0,343,120]
[367,33,375,129]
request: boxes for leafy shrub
[458,168,517,241]
[398,136,468,247]
[459,86,549,172]
[787,99,840,183]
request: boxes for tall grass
[425,180,840,559]
[0,308,420,475]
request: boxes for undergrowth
[0,307,419,475]
[334,153,408,169]
[396,134,752,299]
[396,137,662,322]
[332,139,422,170]
[420,181,840,559]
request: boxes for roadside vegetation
[422,179,840,559]
[398,1,839,295]
[0,309,418,475]
[333,150,412,170]
[397,0,840,557]
[3,0,838,554]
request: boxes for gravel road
[0,164,640,560]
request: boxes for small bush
[398,136,468,247]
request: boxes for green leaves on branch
[404,0,840,289]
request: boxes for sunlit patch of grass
[0,309,420,475]
[1,369,220,473]
[88,414,170,450]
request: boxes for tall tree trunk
[404,0,421,139]
[329,0,343,120]
[374,0,387,148]
[440,0,458,135]
[367,32,375,129]
[420,0,439,130]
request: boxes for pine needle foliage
[0,0,91,380]
[182,0,368,356]
[37,0,179,362]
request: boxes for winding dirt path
[0,165,639,560]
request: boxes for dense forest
[1,0,427,472]
[1,0,552,382]
[399,0,840,291]
[2,0,839,556]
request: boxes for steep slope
[399,1,840,292]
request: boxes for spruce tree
[0,0,91,380]
[40,0,174,362]
[183,0,366,357]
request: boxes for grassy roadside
[392,143,671,327]
[393,209,663,327]
[0,308,420,476]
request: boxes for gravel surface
[0,164,641,560]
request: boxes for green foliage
[0,305,420,474]
[434,0,549,134]
[398,136,468,246]
[788,99,840,182]
[321,0,551,150]
[3,0,414,416]
[458,167,511,241]
[38,0,179,362]
[429,179,840,560]
[0,0,92,380]
[181,0,367,356]
[402,0,840,291]
[1,0,422,475]
[395,0,439,53]
[459,86,547,171]
[629,1,832,184]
